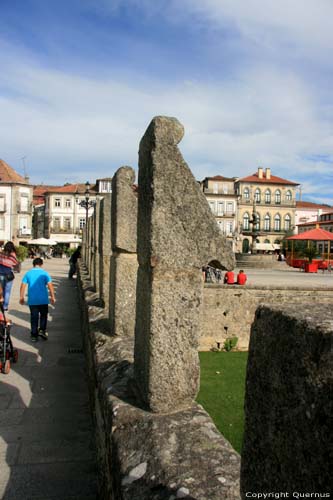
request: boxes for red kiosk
[285,227,333,273]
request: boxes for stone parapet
[241,304,332,494]
[78,264,241,500]
[201,285,333,350]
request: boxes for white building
[0,159,33,245]
[295,201,332,231]
[201,175,239,250]
[33,178,112,249]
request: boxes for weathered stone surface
[241,304,333,494]
[137,116,234,270]
[98,195,112,307]
[109,166,138,337]
[201,286,333,351]
[109,253,138,337]
[111,166,137,253]
[78,269,241,499]
[134,116,235,413]
[93,198,101,293]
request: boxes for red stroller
[0,305,18,374]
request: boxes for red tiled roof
[238,172,299,186]
[296,201,332,210]
[0,159,28,184]
[33,183,98,206]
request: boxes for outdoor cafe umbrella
[286,227,333,262]
[27,238,58,246]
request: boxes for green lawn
[196,351,248,453]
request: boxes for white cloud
[0,19,332,203]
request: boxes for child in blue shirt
[20,258,56,342]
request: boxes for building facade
[295,201,332,231]
[235,167,299,253]
[200,175,239,250]
[33,178,111,248]
[0,159,33,246]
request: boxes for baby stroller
[0,305,18,374]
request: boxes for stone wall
[201,285,333,350]
[241,304,332,494]
[78,265,241,500]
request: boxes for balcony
[17,228,32,237]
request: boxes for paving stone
[0,259,98,499]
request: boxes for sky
[0,0,332,204]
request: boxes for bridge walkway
[0,258,97,500]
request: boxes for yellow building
[235,167,299,253]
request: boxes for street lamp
[76,181,96,226]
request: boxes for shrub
[223,336,238,352]
[15,245,28,262]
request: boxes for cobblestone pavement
[0,258,97,500]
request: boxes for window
[243,212,250,230]
[65,198,72,208]
[54,198,61,208]
[222,184,228,194]
[284,214,291,231]
[20,194,29,212]
[226,202,233,214]
[264,214,271,231]
[53,217,61,231]
[274,214,281,231]
[213,183,219,194]
[275,190,281,204]
[0,217,5,230]
[286,190,292,201]
[79,218,86,229]
[64,217,71,230]
[265,189,271,203]
[100,180,111,193]
[209,201,215,214]
[226,221,233,234]
[217,202,224,215]
[0,196,6,212]
[255,188,261,203]
[243,188,250,200]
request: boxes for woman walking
[0,241,19,311]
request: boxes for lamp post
[249,198,259,254]
[76,181,96,226]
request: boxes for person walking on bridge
[19,258,56,342]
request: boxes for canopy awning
[286,228,333,241]
[28,238,58,246]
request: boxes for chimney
[265,168,271,180]
[258,167,263,179]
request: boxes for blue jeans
[0,275,14,310]
[29,305,48,336]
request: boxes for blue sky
[0,0,332,204]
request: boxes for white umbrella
[28,238,58,246]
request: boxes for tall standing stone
[98,195,112,308]
[93,198,101,294]
[109,166,138,337]
[134,116,235,413]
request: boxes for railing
[17,229,32,237]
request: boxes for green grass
[196,351,248,453]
